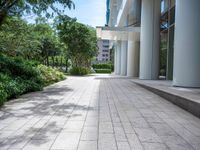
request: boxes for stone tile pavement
[0,75,200,150]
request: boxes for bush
[0,83,8,106]
[69,67,89,75]
[0,55,66,106]
[0,55,42,82]
[92,63,112,74]
[94,69,112,74]
[37,64,66,86]
[92,64,112,69]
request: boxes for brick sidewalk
[0,76,200,150]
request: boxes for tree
[0,17,64,64]
[0,0,74,25]
[56,16,98,68]
[0,17,41,58]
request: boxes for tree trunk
[65,58,68,72]
[52,56,55,67]
[46,56,49,66]
[0,13,6,26]
[60,57,63,70]
[55,57,58,68]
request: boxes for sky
[25,0,106,27]
[65,0,107,27]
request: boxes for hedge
[92,64,112,69]
[94,69,112,74]
[69,67,89,75]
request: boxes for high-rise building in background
[96,40,110,63]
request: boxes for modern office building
[97,0,200,87]
[96,40,111,62]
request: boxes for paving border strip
[133,81,200,118]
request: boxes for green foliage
[37,64,65,86]
[92,64,112,69]
[0,55,65,106]
[160,41,167,76]
[0,81,8,106]
[56,16,98,69]
[92,63,113,74]
[94,69,112,74]
[0,0,75,25]
[69,67,89,76]
[0,17,41,58]
[0,55,42,83]
[0,17,68,70]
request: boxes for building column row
[120,41,127,76]
[139,0,160,80]
[173,0,200,87]
[115,41,121,75]
[114,41,128,76]
[127,33,140,77]
[114,0,200,87]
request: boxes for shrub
[36,64,66,86]
[0,55,66,106]
[0,83,8,106]
[0,55,41,81]
[94,69,112,74]
[92,64,112,69]
[69,67,89,75]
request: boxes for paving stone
[149,122,177,136]
[81,131,97,141]
[99,122,113,133]
[98,133,117,150]
[117,141,131,150]
[134,128,162,143]
[160,135,194,150]
[0,76,200,150]
[130,117,150,128]
[78,141,97,150]
[51,131,81,149]
[114,126,127,141]
[126,133,143,150]
[8,137,31,149]
[142,142,168,150]
[22,139,54,150]
[63,121,84,132]
[121,122,135,134]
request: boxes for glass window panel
[170,0,175,8]
[169,7,175,25]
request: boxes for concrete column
[114,45,118,75]
[139,0,160,79]
[173,0,200,87]
[120,41,127,76]
[127,34,140,77]
[116,42,121,75]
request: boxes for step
[132,80,200,118]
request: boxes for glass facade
[106,0,110,25]
[160,0,176,80]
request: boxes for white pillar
[116,42,121,75]
[127,34,140,77]
[114,46,118,75]
[173,0,200,87]
[120,41,127,76]
[139,0,160,80]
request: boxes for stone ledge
[133,80,200,118]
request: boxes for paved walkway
[0,75,200,150]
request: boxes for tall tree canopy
[56,16,98,68]
[0,0,74,25]
[0,17,65,65]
